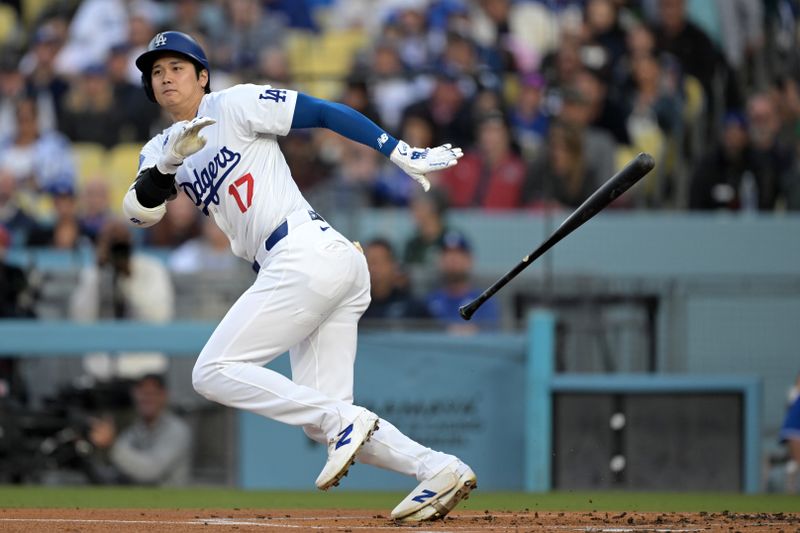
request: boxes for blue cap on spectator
[724,111,747,130]
[45,182,75,197]
[441,230,471,253]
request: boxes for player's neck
[167,93,204,122]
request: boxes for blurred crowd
[1,0,800,327]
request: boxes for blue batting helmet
[135,31,211,103]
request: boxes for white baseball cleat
[315,410,379,490]
[390,459,477,522]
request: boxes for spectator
[70,218,174,322]
[0,169,37,245]
[509,72,550,161]
[437,29,495,80]
[107,43,160,143]
[0,50,25,135]
[362,238,430,322]
[574,67,631,146]
[168,217,239,274]
[523,119,602,209]
[747,92,794,209]
[340,76,381,125]
[437,111,526,208]
[123,6,163,86]
[625,54,682,142]
[383,1,436,71]
[256,46,292,87]
[404,188,449,265]
[614,22,657,91]
[368,41,421,133]
[557,84,617,191]
[689,112,757,210]
[0,95,75,194]
[78,178,112,242]
[583,0,627,76]
[20,23,69,132]
[540,32,584,92]
[402,71,474,149]
[26,182,87,249]
[59,64,122,147]
[88,373,191,486]
[425,230,499,334]
[212,0,287,79]
[651,0,723,115]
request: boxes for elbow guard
[123,187,166,228]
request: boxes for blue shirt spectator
[425,230,500,332]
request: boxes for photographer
[69,218,174,378]
[88,374,191,486]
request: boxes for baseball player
[123,31,475,521]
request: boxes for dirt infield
[0,508,798,532]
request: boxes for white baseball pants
[192,213,454,481]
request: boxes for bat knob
[459,305,473,321]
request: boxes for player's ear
[199,69,209,90]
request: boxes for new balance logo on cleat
[411,489,437,504]
[320,226,330,231]
[335,424,353,449]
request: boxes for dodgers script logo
[179,146,242,215]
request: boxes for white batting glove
[389,141,463,192]
[157,116,216,174]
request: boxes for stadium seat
[0,4,18,44]
[71,142,108,188]
[22,0,53,27]
[287,28,367,99]
[106,143,142,215]
[682,75,705,124]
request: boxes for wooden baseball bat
[459,152,656,320]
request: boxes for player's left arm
[290,93,463,191]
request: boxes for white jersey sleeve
[223,84,298,138]
[138,134,166,172]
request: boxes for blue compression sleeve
[290,93,399,157]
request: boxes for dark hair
[366,238,396,259]
[135,373,166,390]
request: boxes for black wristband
[133,166,177,208]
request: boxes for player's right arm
[123,117,215,227]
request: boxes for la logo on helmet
[153,33,167,47]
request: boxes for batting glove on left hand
[390,141,463,192]
[157,116,216,174]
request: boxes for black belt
[252,210,325,273]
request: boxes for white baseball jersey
[139,84,311,262]
[141,82,459,489]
